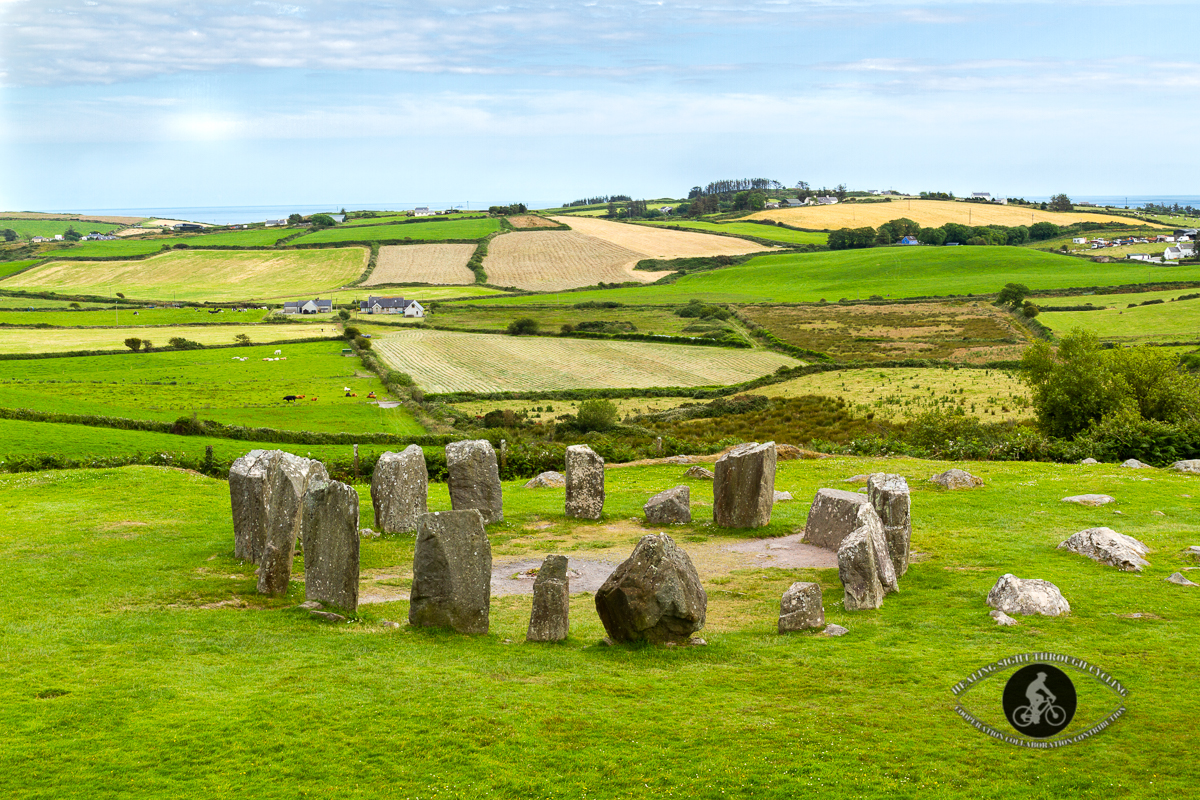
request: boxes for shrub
[507,318,540,336]
[387,370,414,387]
[123,337,142,352]
[234,333,251,346]
[354,336,372,350]
[576,399,619,432]
[343,326,361,340]
[168,337,204,350]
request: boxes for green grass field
[0,340,422,434]
[0,260,43,279]
[0,218,122,237]
[0,307,270,327]
[1037,287,1200,307]
[460,247,1200,307]
[292,218,501,244]
[1039,296,1200,344]
[44,239,169,258]
[0,458,1195,798]
[405,303,740,339]
[0,324,341,354]
[637,220,829,245]
[340,212,488,227]
[172,228,298,247]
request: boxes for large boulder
[778,582,824,632]
[1171,460,1200,474]
[836,511,897,611]
[301,478,361,612]
[525,471,565,488]
[595,533,706,644]
[565,444,605,520]
[230,449,272,563]
[446,439,503,525]
[986,574,1070,617]
[930,469,983,489]
[803,488,873,551]
[1062,494,1116,506]
[257,453,329,596]
[526,554,569,642]
[713,442,776,529]
[409,510,492,634]
[643,485,691,525]
[371,445,428,534]
[868,473,912,578]
[1058,527,1150,572]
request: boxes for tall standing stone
[527,554,569,642]
[446,440,504,525]
[868,473,912,578]
[230,449,271,563]
[302,478,361,612]
[837,517,886,611]
[371,445,428,533]
[409,510,492,634]
[595,533,706,644]
[713,442,776,529]
[565,444,605,520]
[257,453,329,596]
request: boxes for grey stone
[803,488,873,551]
[823,624,849,637]
[297,600,323,610]
[1080,458,1100,465]
[688,637,707,646]
[1121,458,1153,469]
[986,574,1070,617]
[773,490,793,503]
[371,445,428,534]
[713,442,776,529]
[683,466,715,480]
[868,473,911,578]
[643,485,691,525]
[230,449,271,563]
[257,453,329,596]
[1171,459,1200,474]
[836,510,897,611]
[778,582,824,632]
[1062,494,1116,506]
[525,471,565,488]
[930,468,983,489]
[359,527,380,539]
[565,444,605,520]
[310,610,347,623]
[446,440,503,525]
[844,474,872,484]
[409,510,492,634]
[1166,572,1198,587]
[1186,545,1200,559]
[302,478,361,612]
[990,609,1018,626]
[594,533,706,644]
[1058,527,1150,572]
[526,554,569,642]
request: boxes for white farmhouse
[359,295,425,317]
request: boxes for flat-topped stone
[986,574,1070,617]
[1171,460,1200,474]
[1062,494,1116,506]
[643,485,691,525]
[525,471,565,488]
[565,444,605,520]
[1058,527,1150,572]
[409,510,492,634]
[778,582,824,632]
[804,488,872,551]
[446,439,503,525]
[930,468,983,489]
[527,554,570,642]
[713,442,776,529]
[1121,458,1153,469]
[371,445,428,534]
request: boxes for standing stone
[409,510,492,634]
[644,485,691,524]
[803,488,873,550]
[527,554,569,642]
[868,473,912,578]
[302,478,361,612]
[1058,527,1150,572]
[836,510,896,611]
[446,439,503,525]
[713,442,776,529]
[371,445,428,534]
[986,574,1070,617]
[230,449,271,563]
[257,453,329,596]
[595,533,706,644]
[778,582,824,632]
[565,444,605,520]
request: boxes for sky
[2,0,1198,212]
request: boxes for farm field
[484,231,669,291]
[0,340,422,434]
[291,218,501,244]
[551,215,773,260]
[367,244,477,286]
[0,260,43,279]
[509,215,562,229]
[754,366,1031,422]
[0,307,268,327]
[461,246,1200,307]
[0,459,1196,797]
[1036,287,1200,307]
[0,323,339,354]
[413,303,736,339]
[0,218,122,238]
[340,212,487,227]
[637,220,829,245]
[373,328,799,393]
[170,228,298,247]
[4,248,368,303]
[44,239,168,258]
[450,395,696,423]
[1039,296,1200,344]
[746,199,1150,229]
[741,301,1031,363]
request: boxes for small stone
[1058,527,1150,572]
[359,527,381,539]
[565,444,605,520]
[713,442,776,529]
[446,440,504,525]
[688,637,707,646]
[1166,572,1199,586]
[986,574,1070,617]
[1185,545,1200,559]
[644,485,691,525]
[1080,458,1099,465]
[309,610,347,623]
[930,468,983,489]
[1121,458,1152,469]
[843,474,872,484]
[298,600,323,610]
[380,620,401,628]
[990,609,1018,627]
[1171,459,1200,474]
[371,445,428,534]
[1062,494,1116,506]
[682,466,715,480]
[598,636,616,647]
[822,624,849,637]
[774,444,810,461]
[773,490,793,503]
[1151,510,1165,516]
[778,581,824,632]
[525,471,565,488]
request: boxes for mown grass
[0,459,1196,798]
[637,220,829,245]
[0,340,422,434]
[1039,296,1200,344]
[340,212,488,227]
[413,303,736,338]
[43,239,168,258]
[1036,287,1200,307]
[0,307,269,327]
[0,218,122,237]
[0,323,342,354]
[173,228,298,247]
[293,218,502,244]
[458,247,1200,306]
[0,260,43,279]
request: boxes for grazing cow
[311,397,318,401]
[283,395,298,403]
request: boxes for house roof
[361,295,418,309]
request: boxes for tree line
[564,195,631,208]
[688,179,785,198]
[826,217,1114,250]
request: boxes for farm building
[413,207,435,217]
[783,198,805,207]
[282,298,334,315]
[328,214,346,223]
[815,196,838,205]
[360,295,425,317]
[264,219,287,227]
[1073,237,1088,244]
[899,236,919,245]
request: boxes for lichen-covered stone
[868,473,911,578]
[837,513,894,611]
[1121,458,1153,469]
[525,471,565,488]
[930,468,983,489]
[986,574,1070,617]
[1062,494,1116,506]
[713,442,776,529]
[257,453,329,596]
[409,510,492,634]
[1058,527,1150,572]
[803,488,873,551]
[683,466,715,480]
[595,533,706,644]
[644,486,691,524]
[446,439,503,525]
[230,449,272,563]
[302,478,361,612]
[371,445,428,534]
[526,554,569,642]
[778,582,824,632]
[565,444,605,520]
[1171,459,1200,474]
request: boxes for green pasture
[461,247,1200,307]
[637,220,829,245]
[0,458,1196,798]
[1039,296,1200,344]
[292,218,501,244]
[0,324,342,354]
[173,228,298,247]
[0,218,122,238]
[1036,287,1200,308]
[44,239,169,258]
[0,296,114,310]
[0,307,269,327]
[341,212,488,227]
[0,340,422,435]
[0,260,43,279]
[398,303,736,338]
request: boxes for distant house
[899,236,919,245]
[783,198,805,207]
[1128,253,1156,262]
[764,202,780,209]
[1072,237,1088,244]
[359,295,426,317]
[1164,246,1184,260]
[972,192,992,201]
[328,214,346,224]
[82,233,117,241]
[413,207,435,217]
[173,222,203,231]
[815,196,838,205]
[282,298,334,315]
[30,236,50,243]
[658,206,673,215]
[264,219,287,227]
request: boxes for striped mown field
[367,244,477,286]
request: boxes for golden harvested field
[368,244,477,286]
[484,231,673,291]
[745,199,1151,230]
[374,328,800,393]
[508,216,561,229]
[0,324,341,354]
[554,215,772,259]
[4,248,367,302]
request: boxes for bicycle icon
[1011,700,1067,728]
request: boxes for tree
[63,226,81,242]
[996,282,1031,308]
[828,227,877,250]
[124,337,142,352]
[1028,221,1060,241]
[141,339,153,351]
[287,213,303,224]
[1022,301,1040,318]
[69,302,81,309]
[338,309,351,321]
[354,335,371,350]
[507,317,539,335]
[343,326,360,339]
[1,228,16,242]
[576,399,618,432]
[116,292,125,299]
[1048,194,1073,212]
[234,333,251,346]
[834,183,848,200]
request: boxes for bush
[507,318,540,336]
[343,326,361,340]
[576,399,619,432]
[168,337,204,350]
[387,370,414,387]
[123,337,142,352]
[234,333,251,346]
[354,336,372,350]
